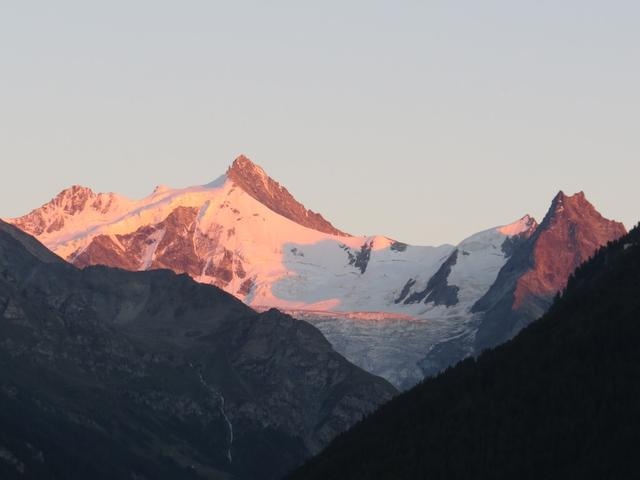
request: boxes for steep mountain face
[5,157,625,388]
[289,225,640,480]
[8,156,412,310]
[0,221,395,480]
[472,191,626,351]
[226,156,348,236]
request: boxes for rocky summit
[472,191,627,351]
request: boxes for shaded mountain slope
[289,224,640,480]
[0,221,395,479]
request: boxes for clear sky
[1,1,638,245]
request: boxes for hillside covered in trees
[289,224,640,480]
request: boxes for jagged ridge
[227,155,349,236]
[473,190,627,351]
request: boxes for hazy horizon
[1,1,638,245]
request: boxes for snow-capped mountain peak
[5,156,362,309]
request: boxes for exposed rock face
[74,206,205,275]
[72,234,141,270]
[394,278,416,304]
[227,156,348,237]
[73,206,248,291]
[513,191,626,309]
[0,221,395,480]
[473,191,626,351]
[401,249,460,307]
[344,240,373,274]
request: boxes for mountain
[307,215,540,387]
[7,156,452,316]
[288,224,640,480]
[226,156,348,236]
[0,220,395,479]
[5,156,625,388]
[472,190,627,351]
[418,191,626,378]
[5,155,527,317]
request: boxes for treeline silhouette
[289,224,640,480]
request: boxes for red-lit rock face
[147,206,203,277]
[227,155,349,237]
[73,207,204,274]
[73,234,140,270]
[72,205,251,292]
[513,191,626,309]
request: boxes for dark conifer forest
[289,224,640,480]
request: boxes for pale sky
[1,1,638,245]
